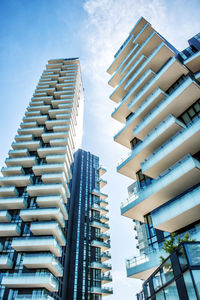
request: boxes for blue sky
[0,0,200,299]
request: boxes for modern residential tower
[0,58,112,299]
[108,17,200,299]
[65,149,112,299]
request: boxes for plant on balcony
[160,232,195,263]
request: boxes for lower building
[64,149,113,299]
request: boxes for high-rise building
[107,16,200,299]
[0,58,112,299]
[64,149,112,300]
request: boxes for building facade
[64,149,112,299]
[107,17,200,299]
[0,58,84,299]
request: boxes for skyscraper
[107,16,200,299]
[64,149,112,300]
[0,58,112,299]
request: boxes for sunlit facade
[107,16,200,299]
[0,58,112,299]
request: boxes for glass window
[143,281,151,299]
[153,271,162,291]
[160,258,174,285]
[185,244,200,266]
[192,270,200,298]
[156,289,165,299]
[183,271,197,300]
[164,281,179,299]
[177,245,188,271]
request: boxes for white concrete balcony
[27,105,51,114]
[128,57,189,113]
[23,253,63,277]
[111,69,155,123]
[0,186,18,197]
[101,274,112,285]
[15,134,33,142]
[121,155,200,221]
[108,43,140,88]
[5,156,37,168]
[45,119,70,129]
[92,189,108,200]
[98,166,107,177]
[126,249,164,280]
[0,210,11,222]
[0,254,13,269]
[18,127,44,137]
[30,221,66,246]
[50,138,67,147]
[151,184,200,233]
[90,261,112,272]
[46,62,63,69]
[142,116,200,178]
[12,236,62,257]
[135,77,200,139]
[107,34,135,77]
[45,155,72,180]
[31,96,53,104]
[100,199,109,208]
[41,173,70,198]
[184,51,200,73]
[1,272,58,292]
[20,207,65,227]
[110,41,174,103]
[0,197,27,209]
[49,108,72,118]
[25,111,41,118]
[37,146,67,158]
[20,121,37,129]
[27,183,67,203]
[117,115,185,179]
[90,220,109,232]
[12,140,41,151]
[34,87,55,95]
[91,239,110,251]
[100,215,109,223]
[8,149,29,158]
[99,233,110,241]
[0,175,33,187]
[36,195,67,220]
[1,166,24,176]
[92,203,108,215]
[51,99,73,108]
[29,100,44,106]
[33,162,68,177]
[114,89,166,148]
[52,125,69,133]
[98,179,107,189]
[101,252,111,262]
[42,131,68,143]
[23,115,48,125]
[40,73,59,81]
[0,223,21,236]
[91,286,113,296]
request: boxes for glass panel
[183,271,197,300]
[143,281,151,299]
[164,281,179,299]
[182,113,191,125]
[194,102,200,113]
[177,245,188,270]
[153,271,162,291]
[188,108,196,118]
[160,258,174,285]
[185,243,200,266]
[192,270,200,298]
[156,289,165,300]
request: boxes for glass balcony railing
[2,272,59,292]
